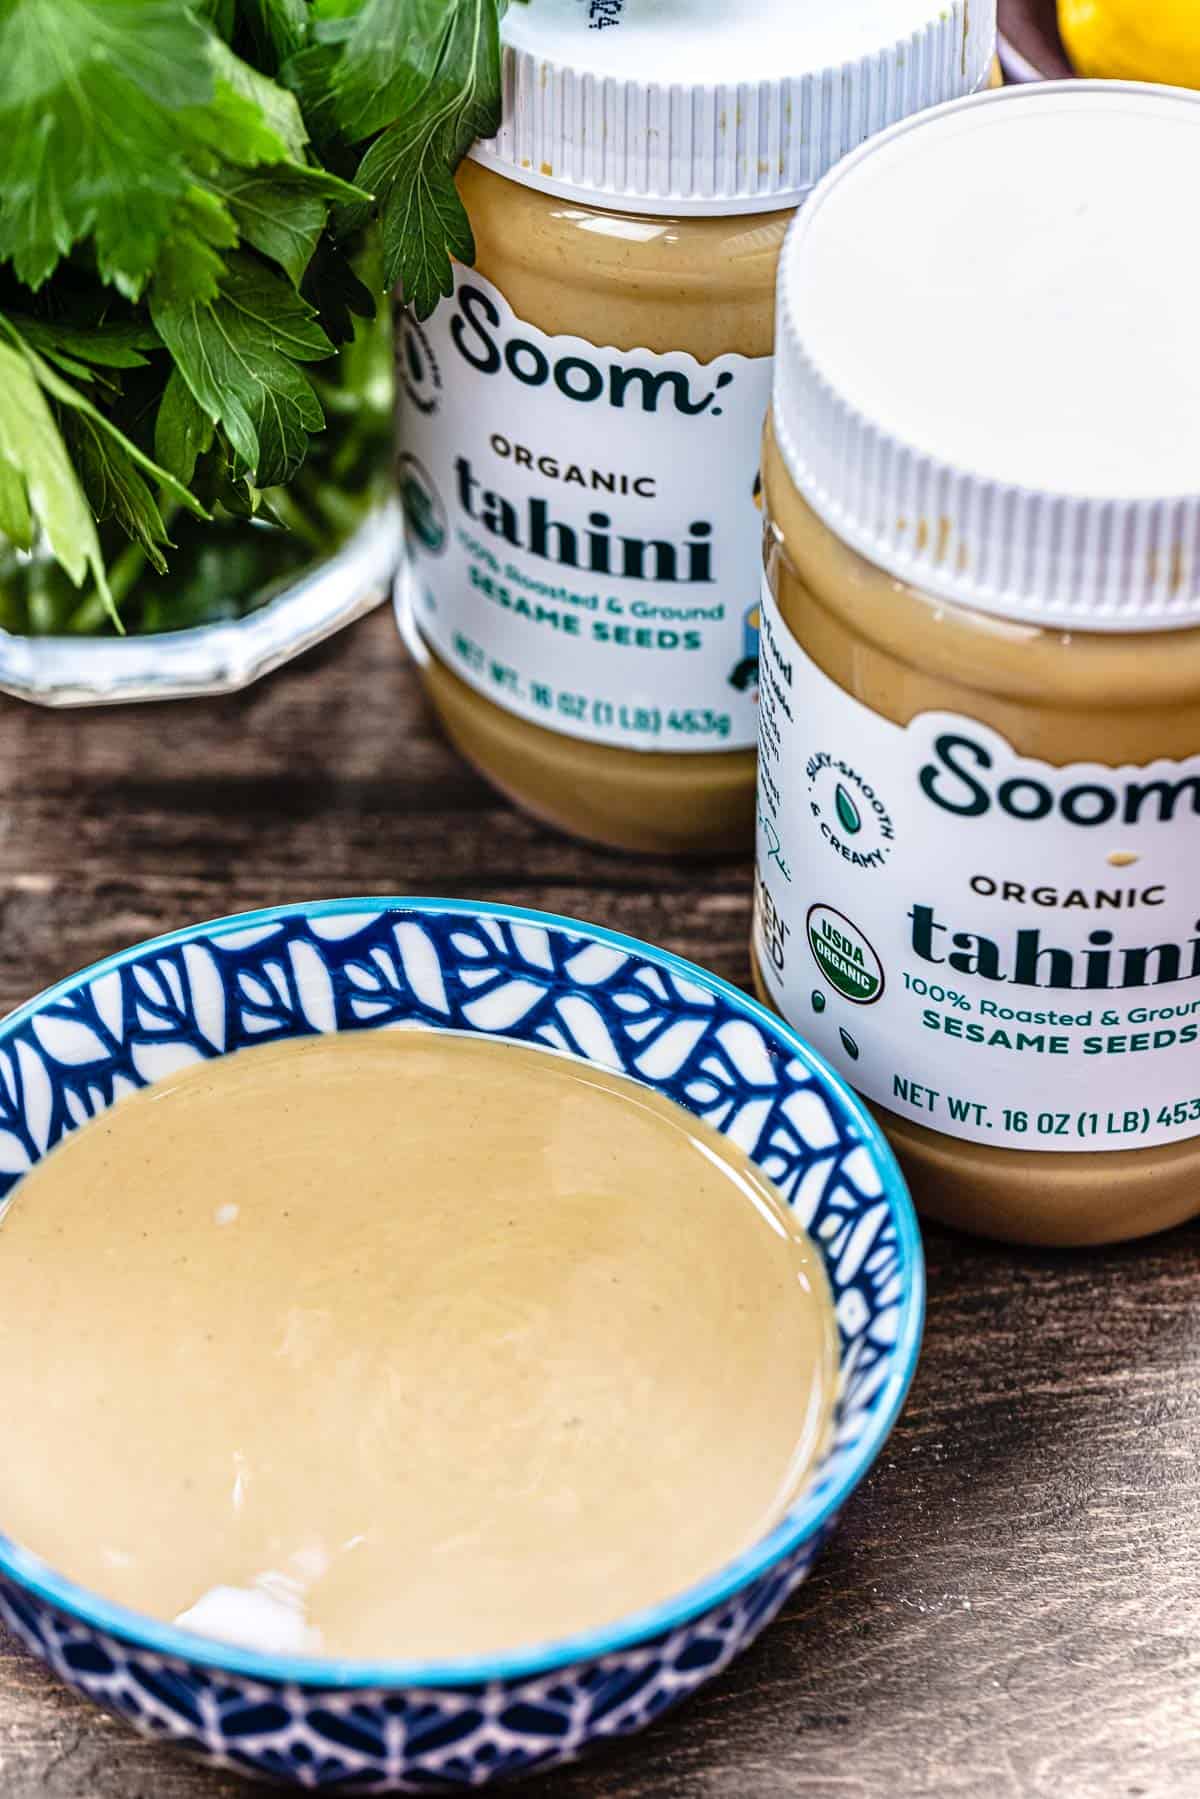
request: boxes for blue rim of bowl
[0,897,925,1689]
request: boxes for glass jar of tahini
[396,0,997,853]
[753,81,1200,1245]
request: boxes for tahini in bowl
[0,898,922,1790]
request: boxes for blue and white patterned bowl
[0,899,922,1791]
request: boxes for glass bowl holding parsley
[0,294,399,704]
[0,0,497,704]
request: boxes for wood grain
[1,611,1198,1798]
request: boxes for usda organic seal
[806,904,884,1005]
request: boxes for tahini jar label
[397,267,770,752]
[754,579,1200,1153]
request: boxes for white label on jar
[754,578,1200,1153]
[396,267,770,752]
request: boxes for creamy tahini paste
[755,427,1200,1247]
[752,85,1200,1247]
[400,163,785,854]
[0,1032,835,1659]
[395,0,996,853]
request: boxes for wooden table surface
[1,609,1198,1798]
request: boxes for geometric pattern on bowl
[0,899,923,1789]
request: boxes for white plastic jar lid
[471,0,996,216]
[772,81,1200,633]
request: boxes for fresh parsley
[0,0,512,633]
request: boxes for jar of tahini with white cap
[396,0,996,853]
[753,81,1200,1246]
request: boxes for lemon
[1058,1,1200,88]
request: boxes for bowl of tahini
[0,898,922,1790]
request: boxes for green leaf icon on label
[839,1028,860,1061]
[835,784,862,835]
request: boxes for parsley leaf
[320,0,505,318]
[153,188,242,314]
[235,0,310,76]
[0,0,213,296]
[0,339,113,614]
[331,0,455,142]
[301,236,377,348]
[0,0,514,629]
[0,4,355,301]
[5,320,157,371]
[2,323,206,518]
[202,38,311,163]
[62,412,174,577]
[207,161,367,288]
[155,371,217,489]
[0,453,34,552]
[207,166,334,290]
[151,252,335,487]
